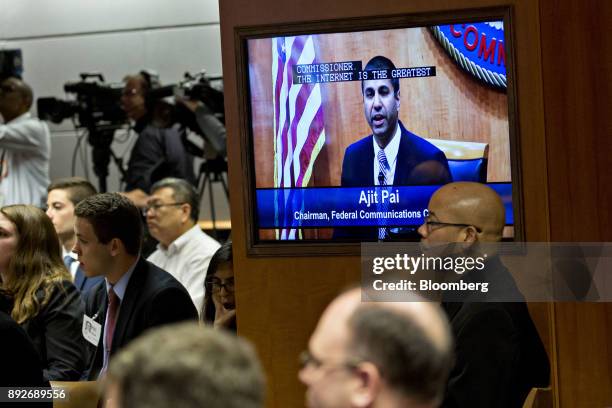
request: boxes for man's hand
[175,96,202,113]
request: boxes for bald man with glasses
[418,182,549,408]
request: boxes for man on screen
[337,56,452,240]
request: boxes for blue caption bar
[256,183,513,229]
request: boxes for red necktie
[105,287,120,352]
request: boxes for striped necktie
[105,287,120,353]
[377,149,390,240]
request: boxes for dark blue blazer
[340,121,451,187]
[335,121,452,240]
[83,258,198,380]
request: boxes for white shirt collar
[157,224,201,255]
[6,112,32,125]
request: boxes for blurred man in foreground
[300,288,453,408]
[105,322,265,408]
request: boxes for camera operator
[120,72,195,208]
[0,76,50,207]
[176,97,226,158]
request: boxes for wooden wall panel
[539,0,612,406]
[221,1,553,407]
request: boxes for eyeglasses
[423,218,482,233]
[205,277,235,293]
[142,202,186,215]
[299,350,361,372]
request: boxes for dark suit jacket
[0,308,52,407]
[341,121,451,187]
[20,280,87,382]
[0,297,47,387]
[125,122,196,193]
[84,258,198,379]
[442,257,550,408]
[336,121,452,240]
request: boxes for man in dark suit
[73,193,198,380]
[46,178,104,298]
[418,182,550,407]
[337,56,452,240]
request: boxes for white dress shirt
[147,225,220,315]
[0,112,51,207]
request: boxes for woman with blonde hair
[0,204,87,381]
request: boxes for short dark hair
[202,241,233,325]
[150,177,199,222]
[48,177,97,205]
[108,323,265,408]
[361,56,400,96]
[74,193,143,256]
[347,305,453,404]
[2,77,33,110]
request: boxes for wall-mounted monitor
[235,7,523,255]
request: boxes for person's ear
[462,226,479,243]
[180,204,191,223]
[109,238,123,256]
[350,362,381,407]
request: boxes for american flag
[272,35,326,240]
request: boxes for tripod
[196,156,229,239]
[88,127,126,193]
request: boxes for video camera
[175,71,225,123]
[37,73,126,129]
[146,71,226,158]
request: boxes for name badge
[82,314,102,346]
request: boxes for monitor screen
[242,11,518,245]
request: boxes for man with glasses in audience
[0,76,50,207]
[299,288,453,408]
[145,177,220,315]
[418,182,549,407]
[73,192,198,380]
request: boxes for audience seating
[522,387,553,408]
[50,381,99,408]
